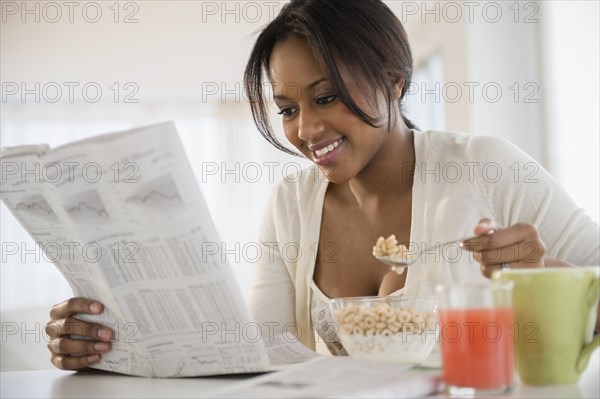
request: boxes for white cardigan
[249,130,600,350]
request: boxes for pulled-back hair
[244,0,416,155]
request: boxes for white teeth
[314,138,343,158]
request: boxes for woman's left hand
[462,219,546,278]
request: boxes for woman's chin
[319,164,349,184]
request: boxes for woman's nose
[297,108,326,142]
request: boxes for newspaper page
[214,356,443,398]
[264,332,323,369]
[0,122,273,377]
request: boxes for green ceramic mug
[493,267,599,385]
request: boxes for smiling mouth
[310,137,345,164]
[312,137,343,156]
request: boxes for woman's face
[269,34,399,184]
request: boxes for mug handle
[575,274,600,374]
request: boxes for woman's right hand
[45,298,113,370]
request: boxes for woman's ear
[391,75,404,102]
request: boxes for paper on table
[264,332,323,369]
[214,356,443,398]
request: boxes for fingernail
[94,342,110,352]
[87,355,100,364]
[89,303,102,313]
[478,221,490,228]
[98,328,111,340]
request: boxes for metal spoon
[375,230,497,275]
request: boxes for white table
[1,369,251,398]
[2,349,598,398]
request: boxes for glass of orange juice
[436,282,515,397]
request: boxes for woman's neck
[343,122,415,210]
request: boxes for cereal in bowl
[330,299,439,363]
[334,302,436,336]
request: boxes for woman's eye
[316,95,337,105]
[277,107,296,117]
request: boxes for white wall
[465,2,543,162]
[1,1,277,91]
[539,1,600,222]
[400,0,598,221]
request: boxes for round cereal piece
[389,322,401,334]
[376,304,393,319]
[411,314,424,324]
[402,322,418,334]
[347,304,360,314]
[352,326,362,336]
[339,324,349,334]
[425,316,437,331]
[380,328,393,337]
[363,316,376,328]
[372,303,384,313]
[342,312,355,324]
[357,305,370,315]
[375,322,386,330]
[397,309,411,323]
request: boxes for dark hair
[244,0,416,156]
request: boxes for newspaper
[214,356,443,398]
[0,121,316,377]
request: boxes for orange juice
[439,308,514,390]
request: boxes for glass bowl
[328,295,439,363]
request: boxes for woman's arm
[248,185,298,344]
[248,243,297,343]
[465,135,599,268]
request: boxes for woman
[46,0,599,368]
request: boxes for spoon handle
[440,229,496,249]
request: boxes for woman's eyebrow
[273,77,328,100]
[307,77,328,90]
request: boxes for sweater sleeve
[248,182,298,344]
[468,135,599,265]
